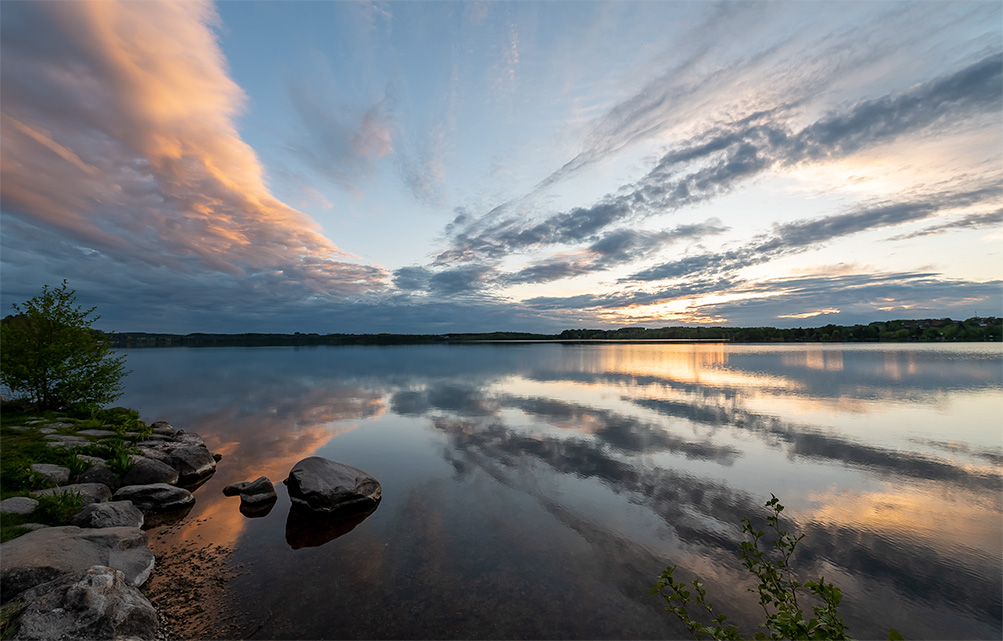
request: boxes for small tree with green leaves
[0,281,128,411]
[652,495,903,640]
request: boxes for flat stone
[7,425,31,431]
[0,497,38,515]
[13,565,158,640]
[20,523,49,532]
[30,464,70,486]
[44,434,87,444]
[68,501,144,529]
[32,483,113,506]
[113,484,193,514]
[44,422,74,429]
[284,457,381,513]
[38,428,56,434]
[0,526,155,601]
[75,429,116,437]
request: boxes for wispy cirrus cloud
[1,1,387,311]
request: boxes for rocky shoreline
[0,417,219,640]
[1,416,384,640]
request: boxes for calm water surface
[117,343,1002,639]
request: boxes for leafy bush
[0,281,129,412]
[652,495,903,640]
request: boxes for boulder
[149,421,174,434]
[284,457,381,513]
[113,484,193,514]
[74,455,106,468]
[68,501,144,529]
[136,447,170,463]
[73,466,120,491]
[32,483,112,506]
[120,457,179,486]
[166,445,216,482]
[222,481,251,496]
[173,430,205,447]
[12,565,158,640]
[240,477,276,509]
[0,497,38,516]
[0,526,154,601]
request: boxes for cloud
[888,209,1003,240]
[1,1,387,313]
[438,53,1002,271]
[285,82,396,194]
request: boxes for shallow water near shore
[118,343,1003,639]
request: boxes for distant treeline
[103,317,1001,347]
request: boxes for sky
[1,0,1001,334]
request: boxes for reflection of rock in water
[141,501,196,529]
[284,501,380,549]
[239,497,276,518]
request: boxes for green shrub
[0,281,129,412]
[33,490,83,525]
[652,495,903,640]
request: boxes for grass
[0,404,150,540]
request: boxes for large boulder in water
[112,484,193,514]
[284,457,381,513]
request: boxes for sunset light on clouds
[1,0,1000,333]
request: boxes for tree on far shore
[0,281,128,411]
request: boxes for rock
[136,447,170,463]
[75,429,116,437]
[284,457,381,513]
[30,464,70,486]
[7,425,31,431]
[32,483,112,506]
[44,434,87,444]
[38,428,56,434]
[0,526,154,601]
[74,455,106,468]
[0,497,38,515]
[68,501,144,529]
[144,434,174,442]
[44,422,74,429]
[149,421,174,433]
[74,467,120,491]
[240,477,276,507]
[212,452,223,462]
[173,430,206,447]
[13,565,158,640]
[19,523,49,532]
[120,457,179,486]
[113,484,193,514]
[222,481,251,497]
[166,446,216,482]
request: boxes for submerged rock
[13,565,158,640]
[284,457,381,513]
[0,526,154,601]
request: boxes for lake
[116,342,1002,639]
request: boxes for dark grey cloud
[888,209,1003,240]
[502,221,728,286]
[626,183,1001,284]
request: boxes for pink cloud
[1,0,386,295]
